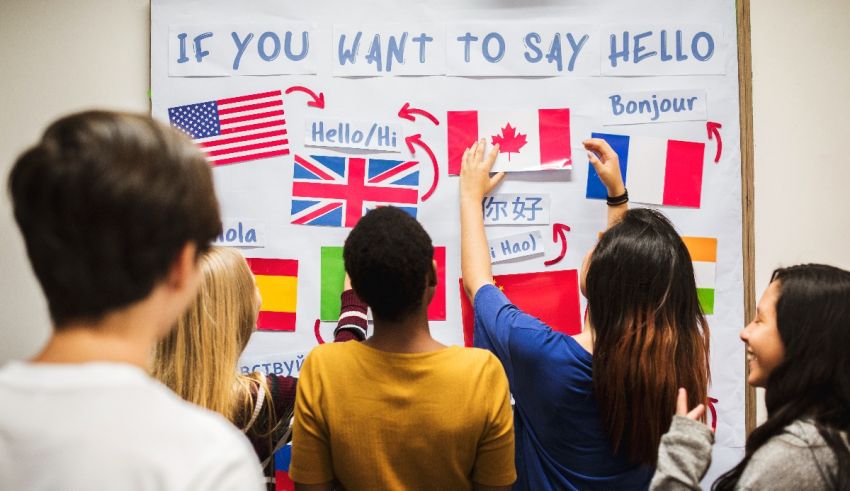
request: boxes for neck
[33,304,166,371]
[572,317,596,354]
[364,309,445,354]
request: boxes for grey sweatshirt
[651,415,843,490]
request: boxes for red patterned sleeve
[333,289,368,342]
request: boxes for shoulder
[740,419,836,488]
[447,347,509,379]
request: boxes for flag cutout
[586,132,705,207]
[246,258,298,331]
[682,236,718,314]
[320,246,446,321]
[447,108,571,174]
[459,269,582,347]
[168,90,289,166]
[291,154,419,228]
[274,444,295,491]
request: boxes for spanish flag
[682,236,717,315]
[246,258,298,331]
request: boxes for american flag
[167,90,289,166]
[290,154,419,228]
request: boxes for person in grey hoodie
[651,264,850,490]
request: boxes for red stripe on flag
[217,90,282,105]
[206,139,289,157]
[246,258,299,277]
[257,311,296,331]
[538,108,572,168]
[366,160,418,184]
[292,202,343,225]
[446,111,478,175]
[219,110,284,125]
[294,155,336,180]
[209,149,289,166]
[200,129,288,148]
[292,182,419,205]
[663,140,705,207]
[427,246,447,321]
[218,100,283,115]
[221,120,286,135]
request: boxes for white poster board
[151,0,746,481]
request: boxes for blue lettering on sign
[523,32,543,63]
[231,32,254,70]
[411,33,433,63]
[457,32,479,63]
[338,32,362,66]
[609,93,700,121]
[284,31,310,61]
[193,32,213,63]
[258,32,281,61]
[482,32,505,63]
[216,222,258,245]
[483,196,509,222]
[176,33,190,63]
[607,29,717,67]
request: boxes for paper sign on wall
[169,24,316,76]
[447,108,571,174]
[483,194,550,225]
[603,89,707,125]
[333,25,446,76]
[601,25,726,76]
[305,118,402,152]
[488,230,544,263]
[213,219,266,247]
[238,351,308,377]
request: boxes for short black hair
[343,207,434,322]
[8,111,222,327]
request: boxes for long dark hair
[714,264,850,489]
[587,208,711,466]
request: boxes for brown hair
[587,208,711,466]
[8,111,221,326]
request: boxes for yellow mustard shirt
[289,341,516,490]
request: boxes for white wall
[1,0,848,366]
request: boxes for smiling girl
[652,264,850,489]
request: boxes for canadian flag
[447,108,572,175]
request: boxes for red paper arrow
[398,102,440,126]
[313,318,326,344]
[544,223,571,267]
[707,121,723,163]
[707,396,718,432]
[285,86,325,109]
[405,134,440,202]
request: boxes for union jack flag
[167,90,289,166]
[290,154,419,228]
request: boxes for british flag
[290,154,419,228]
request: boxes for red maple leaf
[491,123,527,161]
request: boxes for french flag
[586,132,705,208]
[447,108,571,175]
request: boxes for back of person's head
[586,208,710,467]
[715,264,850,490]
[344,207,435,322]
[153,247,258,424]
[8,111,221,328]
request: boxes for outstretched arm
[460,139,505,300]
[333,273,368,342]
[583,138,627,229]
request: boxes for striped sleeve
[333,289,368,342]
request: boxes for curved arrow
[398,102,440,126]
[707,396,718,432]
[544,223,571,267]
[313,318,326,344]
[285,86,325,109]
[405,134,440,202]
[707,121,722,163]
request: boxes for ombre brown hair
[586,208,711,467]
[152,247,274,429]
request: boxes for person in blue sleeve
[459,138,711,490]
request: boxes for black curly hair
[343,207,435,322]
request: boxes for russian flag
[586,132,705,208]
[447,108,571,175]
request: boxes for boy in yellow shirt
[290,207,516,490]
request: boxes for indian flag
[246,258,298,331]
[682,237,717,315]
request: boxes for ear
[166,242,199,291]
[428,259,438,287]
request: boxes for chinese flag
[459,269,582,347]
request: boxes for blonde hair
[152,246,268,427]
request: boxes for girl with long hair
[460,138,711,489]
[652,264,850,489]
[152,247,366,484]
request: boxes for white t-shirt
[0,361,265,491]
